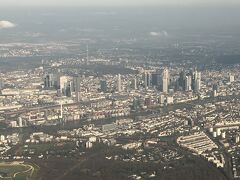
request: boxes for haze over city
[0,0,240,180]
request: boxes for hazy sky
[1,0,240,7]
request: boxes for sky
[1,0,240,7]
[0,0,240,44]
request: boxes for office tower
[179,71,186,90]
[191,68,200,91]
[144,72,151,89]
[185,75,192,91]
[194,71,201,92]
[100,80,108,92]
[48,74,54,88]
[152,73,161,88]
[162,68,169,93]
[44,74,54,88]
[74,76,81,102]
[59,76,68,92]
[74,76,81,92]
[189,68,201,92]
[117,74,122,92]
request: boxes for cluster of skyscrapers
[44,73,80,98]
[43,68,202,102]
[144,68,201,93]
[178,69,201,93]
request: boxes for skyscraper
[185,75,192,91]
[162,68,169,93]
[73,76,81,102]
[179,70,186,90]
[74,76,81,92]
[152,72,161,88]
[194,72,201,92]
[59,76,68,91]
[144,72,151,89]
[117,74,122,92]
[190,69,201,93]
[44,73,54,89]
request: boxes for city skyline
[0,1,240,180]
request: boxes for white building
[59,76,69,92]
[0,135,5,142]
[185,75,192,91]
[166,96,174,104]
[10,121,17,128]
[162,68,169,93]
[229,74,235,83]
[86,141,93,148]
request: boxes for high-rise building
[185,75,192,91]
[193,71,201,92]
[152,73,161,88]
[59,76,68,93]
[179,71,186,90]
[74,76,81,92]
[44,74,54,89]
[73,76,81,102]
[100,80,108,92]
[190,69,201,92]
[162,68,169,93]
[144,72,151,89]
[117,74,122,92]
